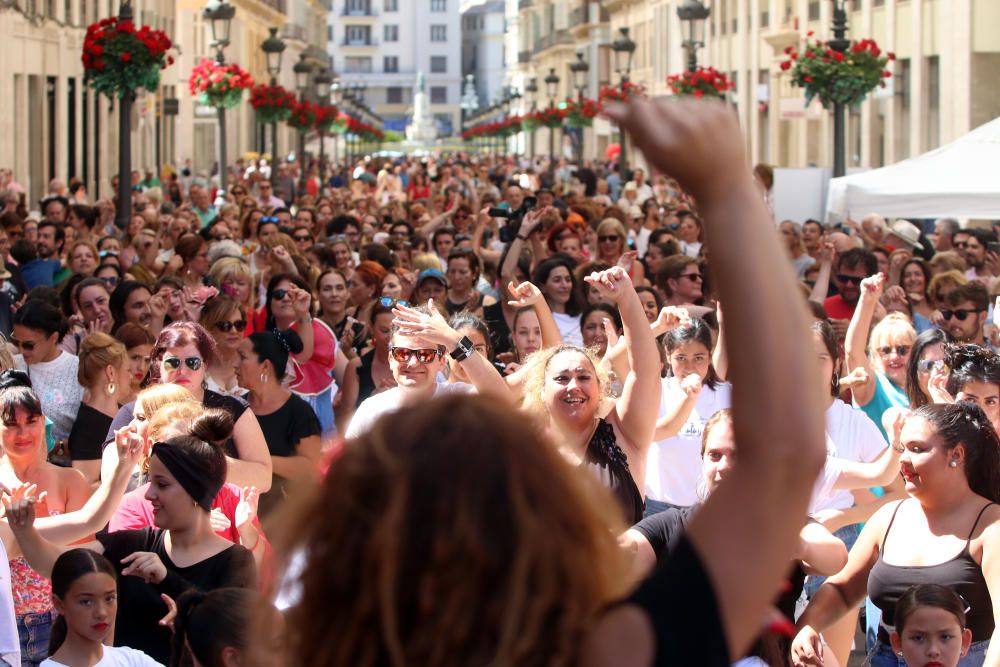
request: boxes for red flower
[120,52,131,62]
[803,75,813,83]
[833,51,844,62]
[887,52,896,60]
[882,70,892,77]
[780,60,792,71]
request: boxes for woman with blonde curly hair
[520,265,661,524]
[281,394,633,667]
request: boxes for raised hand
[1,494,37,531]
[120,551,167,584]
[506,280,544,309]
[882,285,907,307]
[235,487,259,529]
[616,250,638,273]
[158,593,178,631]
[114,425,145,471]
[583,266,633,304]
[651,306,690,337]
[838,366,869,391]
[790,625,826,667]
[288,285,312,318]
[859,273,885,297]
[391,301,458,348]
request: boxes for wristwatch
[450,336,475,362]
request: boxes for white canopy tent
[825,116,1000,221]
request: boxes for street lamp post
[203,0,235,193]
[569,51,589,163]
[342,87,355,166]
[610,27,635,177]
[313,66,333,189]
[524,77,538,160]
[829,0,850,178]
[677,0,710,73]
[293,54,313,194]
[261,26,286,188]
[509,87,521,158]
[330,78,341,171]
[544,67,560,164]
[115,0,135,231]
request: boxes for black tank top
[581,419,645,525]
[868,500,995,644]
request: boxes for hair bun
[189,409,234,445]
[0,369,31,391]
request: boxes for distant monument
[405,71,438,144]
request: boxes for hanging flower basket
[598,81,645,107]
[565,98,600,127]
[315,104,341,134]
[521,115,542,133]
[249,84,296,124]
[81,16,173,98]
[667,66,734,99]
[288,100,319,132]
[780,33,893,109]
[532,107,567,129]
[188,58,254,109]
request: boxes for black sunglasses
[389,347,440,364]
[100,276,119,287]
[11,339,36,351]
[836,274,865,285]
[272,288,290,301]
[215,319,247,333]
[379,297,409,308]
[941,308,984,321]
[292,234,312,242]
[598,235,620,243]
[679,273,703,282]
[162,356,203,371]
[918,359,946,373]
[877,345,911,357]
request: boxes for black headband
[151,441,222,512]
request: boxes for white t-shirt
[552,311,582,346]
[0,538,19,667]
[345,382,475,440]
[16,351,84,444]
[41,645,163,666]
[817,399,888,511]
[645,377,733,506]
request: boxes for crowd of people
[0,94,995,667]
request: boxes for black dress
[253,393,322,518]
[582,419,644,525]
[67,402,113,462]
[97,527,255,664]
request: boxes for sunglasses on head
[379,297,409,308]
[598,235,620,243]
[215,319,247,333]
[918,359,946,373]
[877,345,911,357]
[836,274,865,285]
[259,216,279,225]
[941,308,984,321]
[390,347,440,364]
[162,356,203,371]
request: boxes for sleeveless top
[868,500,995,644]
[581,419,644,525]
[10,557,52,616]
[445,291,483,316]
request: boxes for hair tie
[272,328,291,354]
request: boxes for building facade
[329,0,461,137]
[0,0,179,206]
[461,0,506,110]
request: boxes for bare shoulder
[578,604,654,667]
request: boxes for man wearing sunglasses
[345,302,510,439]
[824,247,878,328]
[941,282,990,346]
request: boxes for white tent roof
[826,116,1000,220]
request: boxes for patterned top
[10,557,52,616]
[582,419,645,524]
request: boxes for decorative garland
[667,66,734,98]
[565,98,600,127]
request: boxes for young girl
[890,584,973,667]
[40,548,162,666]
[170,588,285,667]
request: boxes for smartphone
[988,242,1000,256]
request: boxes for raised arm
[808,242,834,304]
[227,410,274,492]
[845,273,885,407]
[584,97,827,665]
[586,267,660,453]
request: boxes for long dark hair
[532,255,583,317]
[108,281,150,333]
[664,318,719,390]
[13,299,69,341]
[171,588,266,667]
[912,402,1000,503]
[810,319,842,397]
[49,549,117,655]
[263,272,311,330]
[906,328,950,408]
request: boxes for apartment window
[387,86,403,104]
[431,0,446,11]
[384,24,398,41]
[808,0,820,21]
[430,25,447,41]
[327,25,333,41]
[926,55,940,150]
[760,8,769,28]
[430,86,447,104]
[384,56,399,73]
[346,0,371,13]
[384,0,397,10]
[344,56,373,73]
[346,25,371,44]
[430,56,447,73]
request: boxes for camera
[490,196,537,244]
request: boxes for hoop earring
[260,371,268,383]
[106,382,116,396]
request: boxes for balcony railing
[569,3,610,27]
[260,0,287,12]
[534,30,571,53]
[281,23,307,41]
[341,37,379,46]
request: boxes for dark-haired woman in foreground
[6,428,256,664]
[791,402,1000,667]
[237,329,321,518]
[171,588,284,667]
[39,549,162,666]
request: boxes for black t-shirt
[105,389,250,456]
[356,349,377,408]
[252,393,321,517]
[67,402,113,461]
[97,527,255,664]
[625,535,730,667]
